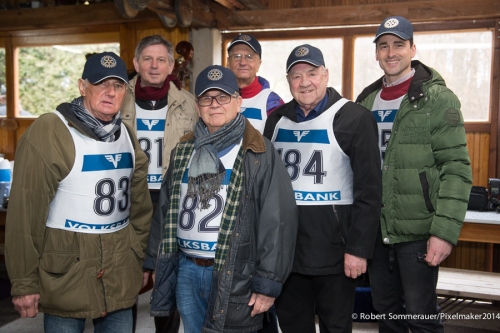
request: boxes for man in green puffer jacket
[356,16,472,333]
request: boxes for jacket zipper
[332,205,346,245]
[99,235,108,313]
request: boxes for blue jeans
[176,252,213,333]
[44,307,133,333]
[368,235,443,333]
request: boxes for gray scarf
[70,96,122,142]
[188,113,246,209]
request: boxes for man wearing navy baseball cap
[356,16,471,332]
[6,51,153,332]
[227,34,284,134]
[264,44,382,333]
[149,64,298,333]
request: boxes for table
[461,211,500,244]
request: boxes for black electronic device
[467,178,500,212]
[488,178,500,212]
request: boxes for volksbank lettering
[275,129,330,144]
[65,217,129,230]
[295,190,341,201]
[148,174,163,183]
[177,237,217,252]
[137,119,165,131]
[82,153,133,171]
[241,107,262,120]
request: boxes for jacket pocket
[39,252,89,313]
[419,172,435,213]
[224,295,262,328]
[40,252,79,276]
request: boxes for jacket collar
[56,102,100,140]
[355,60,432,103]
[179,119,265,154]
[276,87,343,121]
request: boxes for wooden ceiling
[0,0,499,32]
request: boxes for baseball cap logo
[295,46,309,57]
[384,18,400,28]
[101,55,117,68]
[207,69,223,81]
[239,35,251,41]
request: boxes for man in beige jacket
[120,35,198,333]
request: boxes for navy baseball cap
[286,44,325,73]
[195,65,239,97]
[227,34,262,59]
[82,52,129,84]
[374,16,413,42]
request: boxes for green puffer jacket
[356,60,472,245]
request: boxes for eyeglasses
[197,94,233,107]
[229,53,259,63]
[92,80,127,93]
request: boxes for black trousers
[275,272,356,333]
[132,303,180,333]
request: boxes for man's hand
[12,294,40,318]
[142,271,151,289]
[248,293,275,317]
[425,236,452,266]
[344,253,367,279]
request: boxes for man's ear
[78,79,87,96]
[133,57,140,73]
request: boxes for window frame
[222,18,500,179]
[1,28,119,119]
[222,19,497,131]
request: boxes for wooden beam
[0,2,159,32]
[493,19,500,179]
[0,37,18,160]
[213,0,245,10]
[147,0,216,27]
[217,0,500,30]
[341,35,353,100]
[237,0,266,10]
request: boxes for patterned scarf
[187,113,246,209]
[160,139,245,271]
[70,96,122,142]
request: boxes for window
[258,38,343,103]
[354,30,492,121]
[18,43,119,116]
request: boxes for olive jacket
[5,103,152,319]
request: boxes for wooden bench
[437,267,500,301]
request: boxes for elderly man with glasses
[147,65,298,333]
[227,34,284,134]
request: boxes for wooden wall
[265,0,409,10]
[467,132,491,188]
